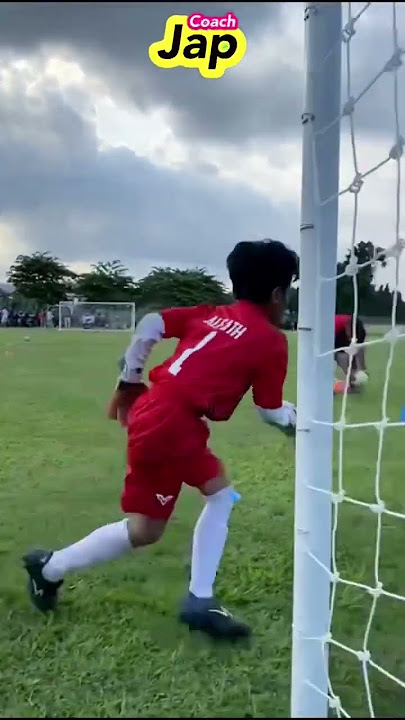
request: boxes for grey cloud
[0,2,402,146]
[0,2,304,144]
[0,2,402,286]
[0,80,299,276]
[0,2,273,55]
[4,147,299,274]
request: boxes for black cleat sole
[179,610,252,641]
[22,549,62,613]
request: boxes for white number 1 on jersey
[168,331,217,376]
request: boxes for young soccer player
[23,239,298,640]
[335,314,368,389]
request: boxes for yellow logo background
[149,15,247,79]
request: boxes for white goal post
[58,301,136,332]
[292,2,404,718]
[291,4,341,717]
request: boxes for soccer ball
[24,336,31,342]
[353,370,369,387]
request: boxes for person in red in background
[23,240,298,641]
[335,314,368,390]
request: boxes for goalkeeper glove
[107,380,149,428]
[256,401,296,437]
[276,402,296,438]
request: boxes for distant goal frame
[58,301,136,333]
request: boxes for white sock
[42,519,131,582]
[189,487,234,599]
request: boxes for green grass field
[0,328,404,718]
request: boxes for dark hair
[226,239,298,304]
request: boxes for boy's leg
[356,346,366,371]
[23,447,183,613]
[23,514,167,612]
[189,476,232,600]
[335,350,358,389]
[355,320,367,372]
[335,349,350,377]
[179,457,251,639]
[354,322,367,372]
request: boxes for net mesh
[59,301,135,331]
[303,2,404,716]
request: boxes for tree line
[288,241,405,321]
[5,254,231,311]
[4,240,405,320]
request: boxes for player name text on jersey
[204,315,247,339]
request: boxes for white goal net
[292,2,404,718]
[58,301,136,332]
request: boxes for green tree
[74,260,136,302]
[7,252,76,308]
[336,241,386,314]
[135,267,230,310]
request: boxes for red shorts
[121,386,223,520]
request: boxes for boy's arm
[108,306,213,425]
[107,312,164,424]
[118,305,213,381]
[119,305,212,383]
[252,333,296,436]
[119,313,165,384]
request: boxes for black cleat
[179,592,251,641]
[22,549,62,613]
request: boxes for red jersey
[335,314,351,336]
[148,301,288,422]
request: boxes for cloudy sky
[0,1,404,291]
